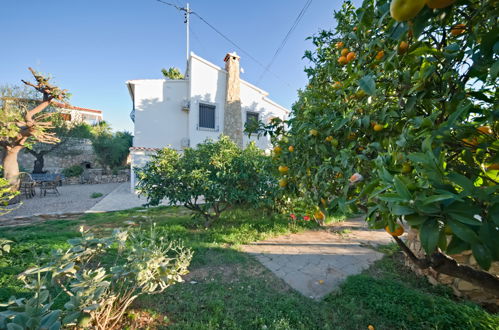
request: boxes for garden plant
[136,136,278,227]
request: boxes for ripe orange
[278,179,288,188]
[398,41,409,54]
[477,126,492,135]
[325,136,333,142]
[273,146,282,153]
[321,198,327,206]
[390,0,425,22]
[278,165,289,173]
[451,24,466,36]
[426,0,454,8]
[348,132,357,140]
[338,56,348,65]
[353,26,358,31]
[373,124,384,132]
[314,210,325,220]
[341,48,350,56]
[332,81,343,89]
[309,129,318,136]
[288,145,294,152]
[335,41,344,49]
[375,50,385,60]
[346,51,356,62]
[385,225,404,236]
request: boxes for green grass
[0,206,497,329]
[90,192,103,198]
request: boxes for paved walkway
[88,183,170,212]
[241,218,397,299]
[0,183,120,221]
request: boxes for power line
[155,1,291,87]
[257,0,312,84]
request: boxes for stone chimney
[223,52,243,148]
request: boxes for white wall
[188,55,227,147]
[240,80,288,150]
[132,79,188,150]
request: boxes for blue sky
[0,0,361,132]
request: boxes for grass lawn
[0,206,498,329]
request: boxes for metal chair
[40,175,61,197]
[18,172,36,198]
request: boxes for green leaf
[445,202,482,226]
[448,220,479,244]
[393,175,411,200]
[358,75,376,95]
[446,236,470,255]
[472,242,492,270]
[448,173,474,195]
[421,193,456,205]
[405,214,428,226]
[391,205,414,216]
[420,218,440,254]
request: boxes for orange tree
[255,0,498,292]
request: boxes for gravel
[0,183,121,220]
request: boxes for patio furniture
[18,172,36,199]
[39,175,61,197]
[31,173,65,186]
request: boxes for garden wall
[16,138,99,174]
[405,229,499,307]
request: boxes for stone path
[88,182,170,213]
[241,218,397,299]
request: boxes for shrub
[0,169,18,216]
[91,123,133,171]
[0,225,192,329]
[62,165,84,177]
[136,136,278,227]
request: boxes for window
[246,111,259,132]
[199,103,216,129]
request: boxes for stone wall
[64,169,130,185]
[17,138,99,174]
[405,229,499,307]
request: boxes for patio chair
[40,175,61,197]
[18,172,36,198]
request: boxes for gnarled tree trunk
[3,146,22,189]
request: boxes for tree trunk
[3,146,22,189]
[33,153,45,174]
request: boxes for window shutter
[199,103,216,129]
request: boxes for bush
[91,123,133,170]
[0,225,192,329]
[0,169,18,216]
[136,136,278,227]
[62,165,84,177]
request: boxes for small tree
[136,136,277,227]
[26,120,93,173]
[0,68,68,187]
[161,67,184,80]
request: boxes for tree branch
[393,236,499,296]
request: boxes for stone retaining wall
[405,228,499,307]
[64,169,130,185]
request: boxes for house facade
[126,52,290,189]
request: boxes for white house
[126,52,290,189]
